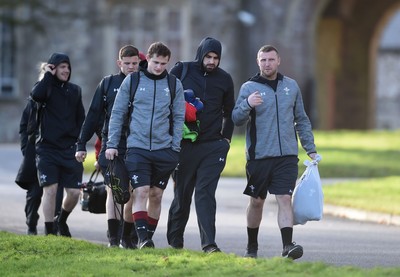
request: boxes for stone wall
[1,0,400,142]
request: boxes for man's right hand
[75,151,87,163]
[247,91,263,108]
[105,148,118,160]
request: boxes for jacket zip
[202,72,208,106]
[274,89,283,156]
[149,80,156,151]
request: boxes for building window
[113,6,183,68]
[0,9,16,98]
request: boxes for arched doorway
[315,0,400,129]
[373,9,400,129]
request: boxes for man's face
[257,50,280,80]
[117,56,140,75]
[202,52,219,73]
[146,54,169,76]
[55,63,70,82]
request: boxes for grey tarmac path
[1,143,399,268]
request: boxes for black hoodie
[31,53,85,150]
[170,37,235,142]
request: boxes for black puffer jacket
[170,37,235,142]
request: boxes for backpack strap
[127,72,140,122]
[167,74,177,135]
[28,84,51,139]
[180,62,189,82]
[26,97,39,136]
[102,75,113,112]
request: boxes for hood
[138,59,167,80]
[47,52,71,81]
[194,37,222,69]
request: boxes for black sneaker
[120,236,137,249]
[244,243,258,258]
[170,244,184,249]
[57,221,72,237]
[203,244,221,254]
[282,242,303,260]
[108,237,119,248]
[138,239,155,249]
[27,226,38,236]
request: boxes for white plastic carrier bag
[292,155,323,225]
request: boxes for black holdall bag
[81,169,107,214]
[105,156,130,205]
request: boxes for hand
[75,151,87,163]
[247,91,263,108]
[44,63,56,75]
[309,153,322,162]
[105,148,118,160]
[94,161,100,171]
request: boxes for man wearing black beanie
[31,52,85,237]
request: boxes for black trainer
[203,244,221,254]
[138,239,155,249]
[57,221,71,237]
[27,226,37,236]
[170,244,183,249]
[282,242,303,260]
[244,243,258,258]
[108,237,119,248]
[120,236,137,249]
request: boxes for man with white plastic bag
[293,156,323,225]
[232,45,319,260]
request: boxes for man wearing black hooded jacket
[31,52,85,236]
[76,45,142,248]
[167,37,235,253]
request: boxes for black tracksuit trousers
[167,139,230,249]
[25,181,42,229]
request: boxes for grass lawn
[1,231,399,277]
[323,176,400,215]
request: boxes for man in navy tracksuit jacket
[167,37,235,253]
[76,45,141,248]
[31,52,85,236]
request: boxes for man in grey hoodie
[106,42,185,249]
[232,45,319,260]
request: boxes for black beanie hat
[47,52,71,81]
[47,52,70,67]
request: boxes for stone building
[0,0,399,142]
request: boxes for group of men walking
[15,36,318,260]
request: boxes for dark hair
[147,42,171,60]
[119,45,139,59]
[258,45,279,55]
